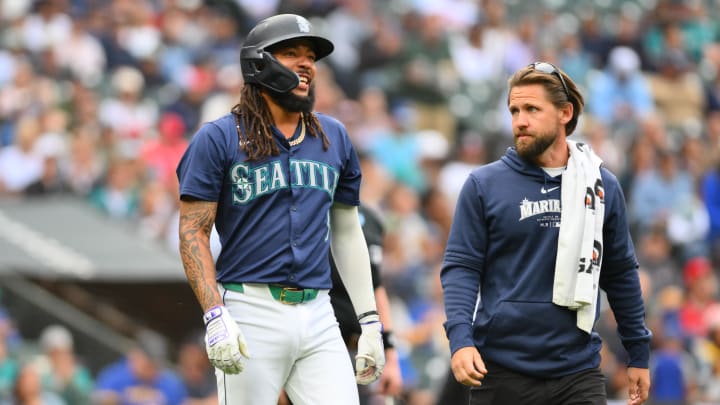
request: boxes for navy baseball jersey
[176,112,362,289]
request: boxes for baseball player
[176,14,384,405]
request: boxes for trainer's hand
[451,346,487,387]
[626,367,650,405]
[356,313,385,385]
[203,306,249,374]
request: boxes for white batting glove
[355,312,385,385]
[203,306,249,374]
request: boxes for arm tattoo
[178,200,221,311]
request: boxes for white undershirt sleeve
[330,203,378,317]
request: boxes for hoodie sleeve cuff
[625,340,651,369]
[446,323,475,355]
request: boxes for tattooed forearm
[178,200,221,311]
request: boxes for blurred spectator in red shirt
[679,257,719,338]
[139,112,188,190]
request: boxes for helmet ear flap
[243,51,299,93]
[247,59,266,75]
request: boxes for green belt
[222,283,319,305]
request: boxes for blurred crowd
[0,313,214,405]
[1,0,720,403]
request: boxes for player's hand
[203,305,249,374]
[626,367,650,405]
[356,313,385,385]
[451,346,486,387]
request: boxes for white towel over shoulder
[552,140,605,334]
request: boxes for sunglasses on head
[528,62,570,100]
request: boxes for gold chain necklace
[288,114,306,147]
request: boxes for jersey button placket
[287,156,300,283]
[290,203,298,247]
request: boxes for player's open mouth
[297,74,310,90]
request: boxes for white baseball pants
[217,283,359,405]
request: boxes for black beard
[265,85,315,113]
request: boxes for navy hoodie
[441,147,651,377]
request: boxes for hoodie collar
[500,147,561,183]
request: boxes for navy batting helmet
[240,14,334,93]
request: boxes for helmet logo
[296,16,310,33]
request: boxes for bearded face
[265,84,316,114]
[508,84,571,165]
[514,126,559,163]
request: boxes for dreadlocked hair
[231,85,330,161]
